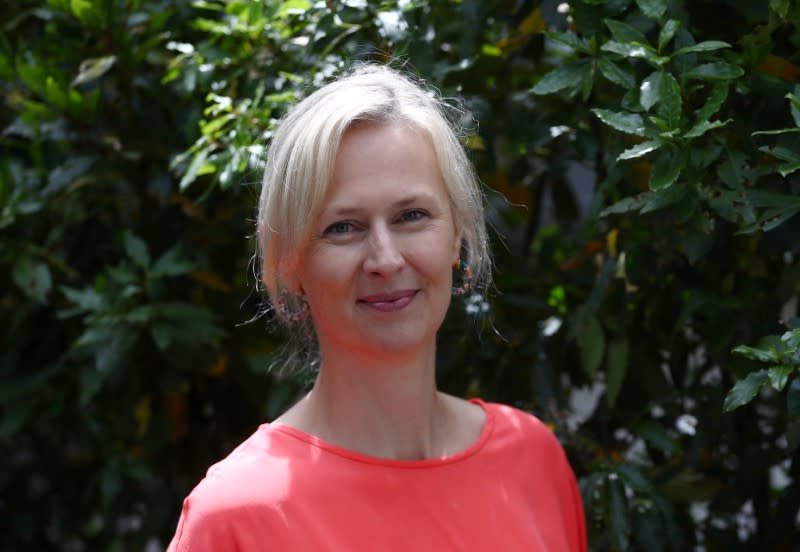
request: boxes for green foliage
[3,0,800,550]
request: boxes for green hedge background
[3,0,800,549]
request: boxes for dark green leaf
[771,0,791,19]
[641,183,688,213]
[605,19,650,45]
[600,194,648,216]
[601,41,669,65]
[606,338,628,407]
[607,476,631,551]
[151,246,193,278]
[545,31,590,53]
[592,109,646,136]
[723,370,769,412]
[768,365,794,391]
[684,62,744,81]
[598,57,636,89]
[123,232,150,267]
[72,55,116,86]
[684,119,731,138]
[650,151,682,190]
[531,61,591,95]
[695,83,729,121]
[577,317,605,380]
[12,258,52,304]
[658,19,680,53]
[672,41,732,56]
[657,72,682,126]
[636,0,667,20]
[618,139,663,160]
[787,91,800,127]
[788,379,800,418]
[640,72,663,111]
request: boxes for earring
[275,289,309,322]
[452,259,474,296]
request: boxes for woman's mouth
[357,290,418,312]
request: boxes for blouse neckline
[267,398,495,469]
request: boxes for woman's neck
[280,342,452,460]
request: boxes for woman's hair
[257,64,491,323]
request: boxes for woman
[168,65,586,551]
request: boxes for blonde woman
[168,65,586,551]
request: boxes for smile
[357,290,418,312]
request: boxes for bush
[2,0,799,549]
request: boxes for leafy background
[2,0,800,549]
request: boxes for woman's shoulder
[478,400,568,458]
[181,423,309,511]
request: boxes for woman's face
[292,121,461,357]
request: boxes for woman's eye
[401,209,426,222]
[325,221,353,235]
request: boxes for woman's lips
[358,290,418,312]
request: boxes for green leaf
[544,31,590,53]
[641,183,688,213]
[605,19,649,45]
[658,19,680,53]
[695,83,729,121]
[672,41,732,56]
[788,379,800,418]
[577,317,605,380]
[657,73,682,126]
[771,0,791,19]
[650,151,682,190]
[640,72,663,111]
[598,57,636,89]
[635,0,667,20]
[72,56,116,86]
[592,109,646,136]
[124,232,150,267]
[752,128,800,136]
[779,161,800,177]
[618,139,663,160]
[607,476,631,551]
[768,365,794,392]
[601,41,669,65]
[179,148,209,190]
[13,258,53,304]
[531,62,590,95]
[151,246,193,278]
[684,119,731,138]
[723,369,769,412]
[787,92,800,127]
[600,194,648,216]
[684,62,744,81]
[606,338,628,407]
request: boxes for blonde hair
[257,64,491,314]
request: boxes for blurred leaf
[531,61,591,95]
[635,0,667,20]
[605,19,649,45]
[601,41,669,65]
[12,258,52,304]
[619,139,663,160]
[695,83,729,121]
[768,365,794,392]
[684,119,730,138]
[598,57,636,89]
[607,475,631,550]
[649,151,682,190]
[123,232,150,268]
[684,62,744,81]
[606,338,628,407]
[577,317,605,380]
[658,19,680,52]
[592,109,646,136]
[723,369,769,412]
[672,41,732,56]
[545,31,590,53]
[72,55,116,86]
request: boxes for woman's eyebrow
[324,193,437,217]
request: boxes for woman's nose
[363,224,404,277]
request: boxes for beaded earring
[452,259,474,296]
[275,289,309,322]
